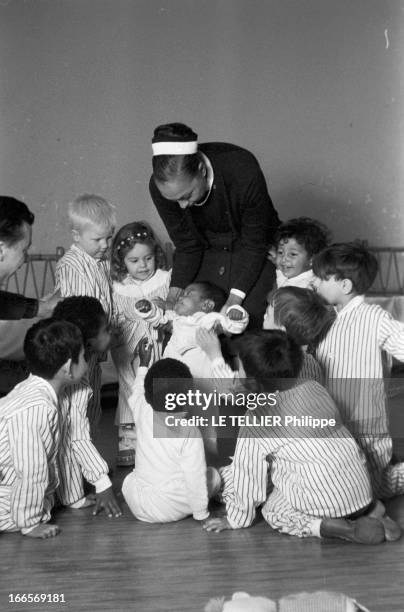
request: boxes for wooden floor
[2,384,404,612]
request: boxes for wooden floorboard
[1,386,404,612]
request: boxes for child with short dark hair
[313,242,404,498]
[121,339,220,523]
[202,330,399,543]
[53,297,121,517]
[264,286,336,383]
[0,319,86,538]
[53,296,109,438]
[273,217,331,289]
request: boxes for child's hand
[25,523,60,539]
[92,488,122,518]
[196,328,222,361]
[135,299,152,313]
[137,337,153,367]
[202,516,232,533]
[227,306,243,321]
[151,297,166,311]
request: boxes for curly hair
[275,217,331,257]
[110,221,167,282]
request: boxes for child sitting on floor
[0,319,87,538]
[134,281,248,378]
[121,339,220,523]
[55,194,116,434]
[202,330,400,543]
[272,216,331,289]
[110,221,171,467]
[313,241,404,498]
[53,296,121,518]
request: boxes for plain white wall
[0,0,403,252]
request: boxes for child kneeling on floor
[0,319,87,538]
[122,339,220,523]
[202,330,400,544]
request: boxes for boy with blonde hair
[56,194,116,321]
[55,194,116,430]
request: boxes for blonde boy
[55,194,116,431]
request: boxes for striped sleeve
[8,406,58,530]
[55,263,91,297]
[378,309,404,361]
[66,385,109,486]
[226,434,269,529]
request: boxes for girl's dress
[111,268,171,430]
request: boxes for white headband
[152,141,198,156]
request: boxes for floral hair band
[116,229,152,251]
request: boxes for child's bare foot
[320,516,385,544]
[25,524,60,539]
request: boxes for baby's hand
[137,337,153,367]
[227,306,243,321]
[202,516,232,533]
[196,328,222,361]
[135,299,152,313]
[25,523,60,539]
[92,488,122,519]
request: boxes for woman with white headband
[149,123,280,328]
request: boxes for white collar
[193,152,214,207]
[337,294,365,316]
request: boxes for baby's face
[174,284,207,316]
[73,221,114,260]
[276,238,311,279]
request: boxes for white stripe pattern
[221,380,372,536]
[0,375,59,532]
[57,382,110,506]
[55,244,113,322]
[315,296,404,496]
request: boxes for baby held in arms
[134,281,249,378]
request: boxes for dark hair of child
[24,318,83,379]
[275,217,331,257]
[144,358,193,413]
[195,281,227,312]
[110,221,166,282]
[312,242,378,294]
[152,123,201,183]
[53,296,106,345]
[234,329,303,392]
[272,286,336,347]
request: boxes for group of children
[1,195,404,546]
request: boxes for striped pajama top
[225,380,372,529]
[0,375,59,532]
[55,244,113,322]
[58,382,110,495]
[315,296,404,433]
